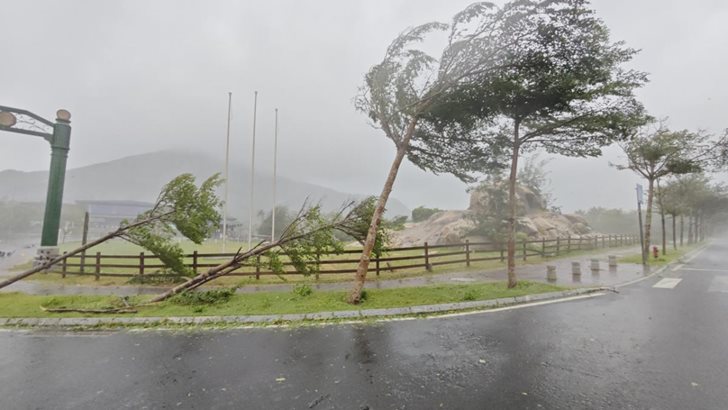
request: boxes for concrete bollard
[547,265,557,281]
[590,259,600,271]
[608,255,617,268]
[571,262,581,276]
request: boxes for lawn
[618,243,701,267]
[0,280,565,319]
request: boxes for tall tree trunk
[671,213,677,250]
[680,214,684,246]
[657,180,666,255]
[688,213,694,244]
[506,121,521,289]
[643,177,655,257]
[348,120,417,304]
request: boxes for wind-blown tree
[616,127,725,257]
[0,173,222,290]
[348,1,554,303]
[410,0,648,287]
[150,199,384,302]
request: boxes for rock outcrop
[391,185,596,247]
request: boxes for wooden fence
[50,234,639,281]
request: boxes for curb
[0,287,610,329]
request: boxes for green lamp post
[0,105,72,261]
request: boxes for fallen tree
[148,199,384,303]
[0,173,222,290]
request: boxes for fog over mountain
[1,0,727,212]
[0,151,411,218]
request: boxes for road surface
[1,240,726,409]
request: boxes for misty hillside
[0,151,410,218]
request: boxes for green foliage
[292,283,313,297]
[468,173,510,242]
[121,173,222,277]
[335,197,390,257]
[518,156,553,207]
[462,289,477,301]
[389,215,408,230]
[411,206,441,223]
[170,288,235,306]
[410,0,649,181]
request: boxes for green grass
[0,281,565,319]
[618,244,701,267]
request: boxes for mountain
[0,151,410,218]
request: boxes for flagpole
[247,91,258,250]
[222,92,232,253]
[271,108,279,242]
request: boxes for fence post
[139,252,145,276]
[95,252,101,281]
[500,244,505,262]
[578,236,583,251]
[80,211,89,273]
[192,250,198,274]
[541,238,546,256]
[465,239,471,267]
[556,237,560,256]
[376,257,381,276]
[255,255,261,280]
[522,239,527,261]
[315,254,320,280]
[602,235,606,248]
[594,236,598,249]
[61,251,67,278]
[567,236,571,252]
[424,242,432,272]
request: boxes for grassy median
[0,281,565,319]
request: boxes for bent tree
[348,1,576,303]
[0,173,222,290]
[412,0,648,287]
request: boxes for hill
[0,151,410,219]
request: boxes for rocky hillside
[392,184,593,247]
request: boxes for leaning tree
[409,0,648,287]
[348,1,553,303]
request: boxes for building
[76,200,154,232]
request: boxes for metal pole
[271,108,278,242]
[636,185,646,266]
[40,114,71,249]
[247,91,258,250]
[222,92,232,253]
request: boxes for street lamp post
[0,105,72,262]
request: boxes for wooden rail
[45,234,638,280]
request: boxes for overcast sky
[2,0,727,212]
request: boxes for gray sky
[2,0,727,212]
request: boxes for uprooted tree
[0,173,222,290]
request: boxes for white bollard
[608,255,617,268]
[571,262,581,276]
[590,259,600,271]
[547,265,557,281]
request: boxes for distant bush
[170,288,235,305]
[412,206,441,223]
[293,283,313,297]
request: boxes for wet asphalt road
[2,240,728,409]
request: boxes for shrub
[293,283,313,297]
[170,288,235,306]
